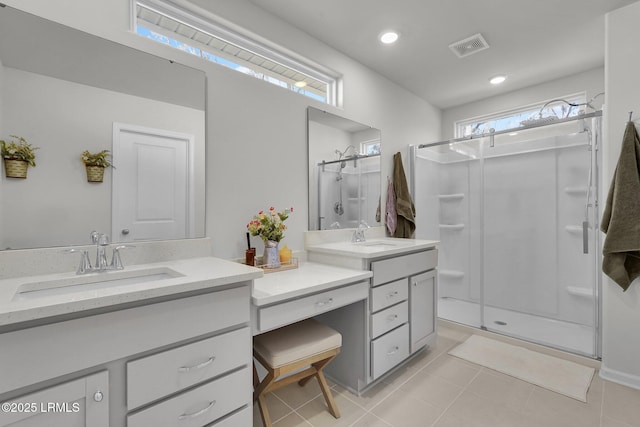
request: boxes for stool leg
[316,368,340,419]
[257,394,273,427]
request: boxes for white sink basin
[358,241,398,247]
[13,267,183,300]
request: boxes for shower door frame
[409,111,603,359]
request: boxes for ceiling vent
[449,33,489,58]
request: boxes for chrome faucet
[91,231,110,271]
[66,231,134,274]
[352,221,370,243]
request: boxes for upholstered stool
[253,318,342,427]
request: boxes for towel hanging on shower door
[601,121,640,291]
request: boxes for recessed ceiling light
[294,81,307,88]
[489,75,507,85]
[380,31,399,45]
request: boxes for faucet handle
[64,248,92,274]
[111,245,135,270]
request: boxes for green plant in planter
[0,135,39,167]
[81,149,114,168]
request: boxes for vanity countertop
[252,262,372,306]
[0,256,263,327]
[306,237,439,259]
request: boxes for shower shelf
[439,270,465,279]
[566,286,595,299]
[438,193,465,201]
[439,224,465,231]
[564,186,589,196]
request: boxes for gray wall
[601,1,640,390]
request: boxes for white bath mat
[448,335,595,402]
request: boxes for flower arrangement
[247,206,293,243]
[1,135,39,167]
[81,149,113,168]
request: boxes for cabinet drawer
[370,278,408,312]
[371,324,410,379]
[127,367,250,427]
[212,406,251,426]
[127,327,250,410]
[371,249,438,286]
[371,301,408,339]
[256,281,368,333]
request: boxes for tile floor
[253,324,640,427]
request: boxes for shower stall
[410,112,602,358]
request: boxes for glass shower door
[413,117,601,358]
[480,123,599,357]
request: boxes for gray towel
[601,121,640,291]
[392,152,416,238]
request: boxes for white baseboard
[600,364,640,391]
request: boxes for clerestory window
[455,93,587,138]
[133,0,339,105]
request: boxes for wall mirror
[0,5,206,250]
[307,107,381,230]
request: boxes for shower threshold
[438,297,596,357]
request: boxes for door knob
[121,229,130,235]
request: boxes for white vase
[263,240,280,268]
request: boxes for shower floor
[438,297,596,357]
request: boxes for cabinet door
[0,371,109,427]
[410,270,437,353]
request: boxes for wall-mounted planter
[3,159,29,179]
[85,165,105,182]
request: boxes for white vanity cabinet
[0,285,253,427]
[368,249,438,379]
[306,237,438,392]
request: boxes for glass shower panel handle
[583,139,595,254]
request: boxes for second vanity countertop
[0,256,263,328]
[252,262,372,307]
[306,237,439,259]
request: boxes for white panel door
[112,123,194,242]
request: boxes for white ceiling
[243,0,637,109]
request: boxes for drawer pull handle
[387,314,399,321]
[387,346,400,355]
[387,291,399,298]
[177,400,216,420]
[316,298,334,307]
[178,356,216,373]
